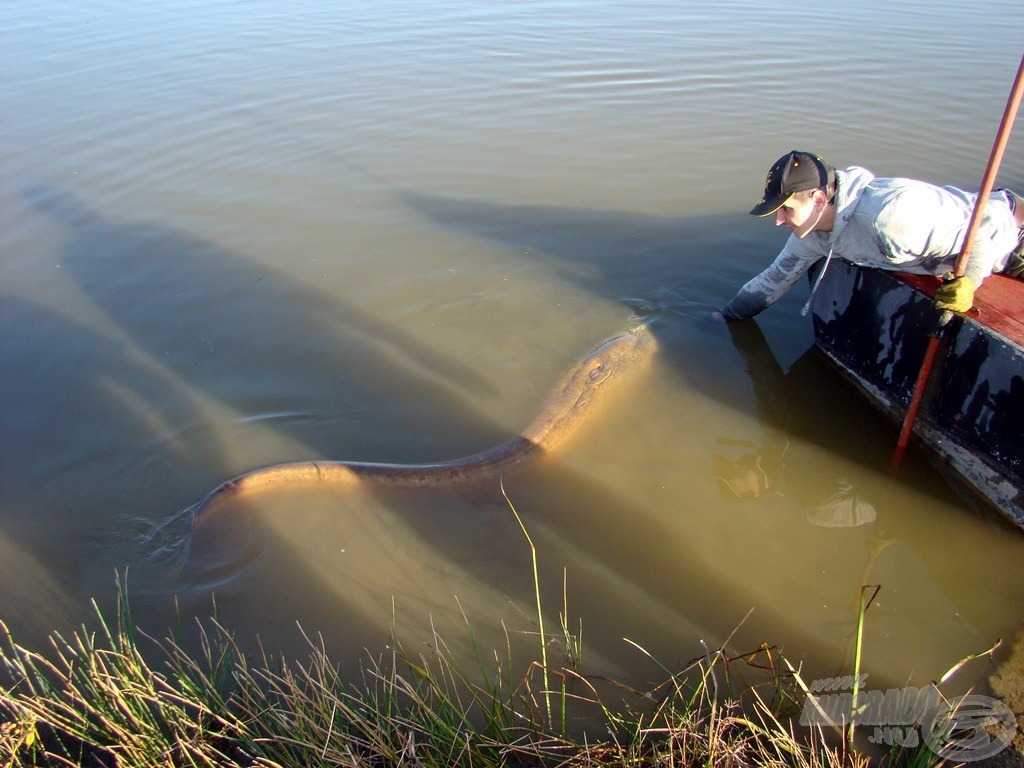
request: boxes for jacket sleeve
[721,238,824,319]
[959,211,1015,285]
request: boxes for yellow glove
[934,275,975,313]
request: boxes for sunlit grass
[0,572,898,768]
[0,594,875,767]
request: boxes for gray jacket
[721,166,1020,319]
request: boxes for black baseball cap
[750,150,836,217]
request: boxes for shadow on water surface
[180,457,869,689]
[191,79,1017,525]
[9,179,1019,693]
[20,184,506,470]
[6,184,546,647]
[5,186,715,668]
[389,186,1024,681]
[400,188,744,311]
[0,293,216,647]
[400,187,965,513]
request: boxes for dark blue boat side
[808,259,1024,530]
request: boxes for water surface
[2,0,1023,698]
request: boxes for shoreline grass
[2,581,950,768]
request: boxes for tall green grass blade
[500,477,551,726]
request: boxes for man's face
[774,192,821,238]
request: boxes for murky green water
[2,0,1023,698]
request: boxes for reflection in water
[719,319,878,528]
[709,316,1024,690]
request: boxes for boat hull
[808,259,1024,530]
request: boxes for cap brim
[749,194,791,217]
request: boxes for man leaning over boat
[719,150,1024,320]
